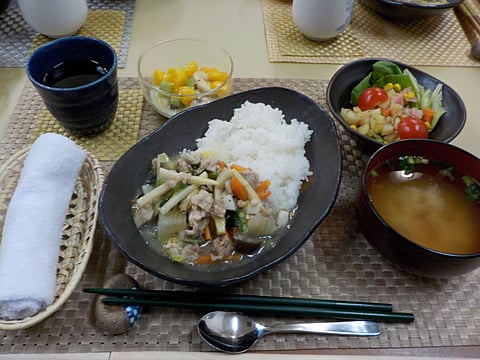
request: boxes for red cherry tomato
[357,87,388,111]
[397,117,429,139]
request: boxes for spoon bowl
[197,311,381,353]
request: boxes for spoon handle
[263,321,381,337]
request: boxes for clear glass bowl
[138,38,234,118]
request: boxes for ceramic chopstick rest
[94,274,142,334]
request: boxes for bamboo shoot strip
[84,288,393,312]
[158,168,219,186]
[99,297,414,323]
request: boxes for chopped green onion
[462,175,480,201]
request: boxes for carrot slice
[255,179,271,194]
[195,255,214,264]
[230,164,249,172]
[381,108,391,116]
[422,107,435,123]
[257,190,271,200]
[231,176,248,201]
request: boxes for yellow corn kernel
[171,85,180,95]
[384,83,394,91]
[152,69,165,86]
[172,69,188,88]
[350,124,358,130]
[178,86,197,105]
[183,61,198,77]
[403,91,415,99]
[162,72,174,83]
[357,124,370,135]
[424,121,432,130]
[393,83,402,92]
[207,70,228,82]
[214,83,231,98]
[210,80,223,89]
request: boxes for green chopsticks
[83,288,414,323]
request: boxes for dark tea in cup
[42,59,109,88]
[26,36,118,136]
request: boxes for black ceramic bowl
[0,0,11,14]
[357,139,480,278]
[361,0,463,21]
[326,57,466,154]
[99,87,342,286]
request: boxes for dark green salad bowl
[360,0,464,21]
[326,57,466,154]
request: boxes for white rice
[195,101,313,213]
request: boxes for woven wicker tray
[0,78,479,354]
[0,147,104,330]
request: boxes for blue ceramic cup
[26,36,118,135]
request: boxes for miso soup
[367,156,480,254]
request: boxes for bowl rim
[366,0,463,10]
[137,38,234,99]
[326,57,467,149]
[361,138,480,259]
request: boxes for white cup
[292,0,355,41]
[18,0,88,38]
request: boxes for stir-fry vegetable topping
[132,151,282,265]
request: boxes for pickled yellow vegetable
[172,69,188,88]
[152,62,228,94]
[178,86,197,105]
[183,61,198,77]
[153,69,165,86]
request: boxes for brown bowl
[356,139,480,278]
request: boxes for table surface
[0,0,479,359]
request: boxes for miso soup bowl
[356,139,480,278]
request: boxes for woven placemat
[0,78,479,354]
[5,80,143,162]
[0,0,135,68]
[30,89,143,162]
[262,0,479,66]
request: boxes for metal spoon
[197,311,381,353]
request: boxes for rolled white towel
[0,133,87,320]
